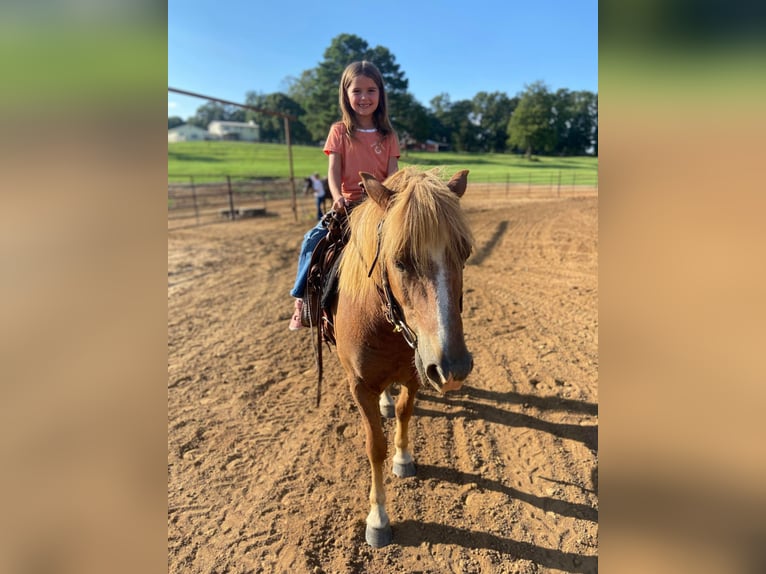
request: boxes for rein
[366,220,418,350]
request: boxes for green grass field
[168,141,598,185]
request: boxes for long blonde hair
[339,167,474,302]
[338,61,395,138]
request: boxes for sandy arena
[168,185,598,573]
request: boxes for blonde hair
[338,61,395,138]
[339,167,474,302]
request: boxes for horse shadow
[415,387,598,452]
[393,519,597,573]
[417,463,597,522]
[468,220,509,266]
[459,385,598,416]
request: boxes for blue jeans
[290,220,327,298]
[315,195,326,220]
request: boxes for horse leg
[378,387,395,419]
[392,380,418,478]
[352,381,393,547]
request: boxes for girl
[289,60,400,330]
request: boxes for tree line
[169,34,597,157]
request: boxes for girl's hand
[332,196,346,211]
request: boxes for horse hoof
[379,404,395,419]
[365,524,393,548]
[393,461,416,478]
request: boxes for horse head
[359,168,474,393]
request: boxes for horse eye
[394,260,407,272]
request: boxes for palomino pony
[334,166,475,547]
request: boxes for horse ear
[359,172,392,209]
[447,170,469,197]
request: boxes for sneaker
[288,299,304,331]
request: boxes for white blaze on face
[428,245,466,392]
[433,249,451,348]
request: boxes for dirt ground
[168,186,598,574]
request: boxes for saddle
[300,205,351,346]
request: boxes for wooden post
[227,175,236,220]
[190,175,199,226]
[285,116,297,222]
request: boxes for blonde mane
[338,167,474,302]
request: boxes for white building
[168,124,211,142]
[208,120,260,142]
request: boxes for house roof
[208,120,259,128]
[168,124,208,133]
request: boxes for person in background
[288,60,400,330]
[308,172,327,220]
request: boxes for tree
[393,92,432,149]
[570,90,598,156]
[507,81,556,158]
[286,68,321,141]
[591,93,598,156]
[472,91,517,153]
[448,100,481,152]
[244,91,311,144]
[551,89,574,155]
[168,116,184,129]
[550,89,597,155]
[187,102,242,129]
[430,94,480,152]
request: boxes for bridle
[367,220,418,350]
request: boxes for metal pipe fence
[168,170,598,229]
[168,175,295,229]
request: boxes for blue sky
[168,0,597,120]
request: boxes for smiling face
[346,75,380,127]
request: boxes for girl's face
[346,75,380,123]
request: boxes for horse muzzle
[421,353,473,394]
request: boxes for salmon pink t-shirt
[323,122,401,203]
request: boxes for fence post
[227,175,236,220]
[190,175,199,226]
[285,117,297,222]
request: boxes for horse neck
[339,210,386,301]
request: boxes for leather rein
[366,220,418,350]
